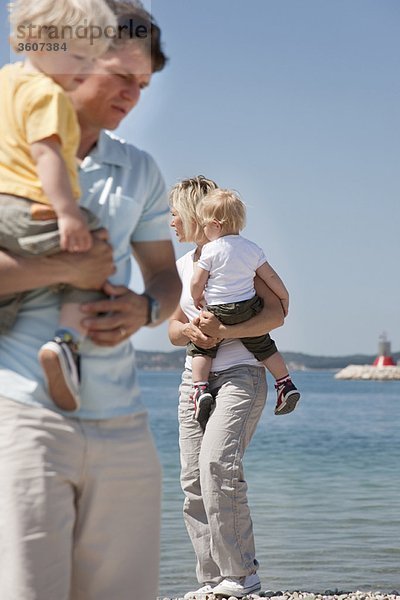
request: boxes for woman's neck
[193,245,203,261]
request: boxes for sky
[1,1,399,356]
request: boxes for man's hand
[80,281,149,346]
[63,229,115,289]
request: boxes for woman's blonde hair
[197,188,246,234]
[169,176,218,242]
[9,0,116,56]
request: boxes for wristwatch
[142,293,161,325]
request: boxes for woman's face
[170,206,208,245]
[170,208,188,242]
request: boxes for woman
[168,176,284,599]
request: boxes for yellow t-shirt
[0,62,81,205]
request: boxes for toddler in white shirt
[189,187,300,427]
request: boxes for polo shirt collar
[80,130,131,171]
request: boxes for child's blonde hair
[197,188,246,234]
[169,176,218,242]
[8,0,116,56]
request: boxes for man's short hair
[105,0,167,73]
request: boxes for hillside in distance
[135,349,400,371]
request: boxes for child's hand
[58,213,93,252]
[281,298,289,317]
[194,295,206,311]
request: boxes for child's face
[27,41,97,91]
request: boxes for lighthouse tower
[373,332,395,367]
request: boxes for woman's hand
[183,316,222,349]
[168,305,222,348]
[198,310,225,337]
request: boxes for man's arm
[133,240,182,324]
[0,230,115,295]
[198,276,284,338]
[81,240,182,346]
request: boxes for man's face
[69,44,152,132]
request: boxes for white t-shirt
[177,249,261,372]
[197,234,267,304]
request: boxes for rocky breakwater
[334,365,400,380]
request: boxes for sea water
[139,370,400,597]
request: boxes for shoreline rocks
[334,365,400,380]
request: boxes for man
[0,2,181,599]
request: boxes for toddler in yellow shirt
[0,0,116,410]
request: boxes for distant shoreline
[135,349,400,372]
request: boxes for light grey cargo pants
[178,364,267,585]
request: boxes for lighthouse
[335,333,400,379]
[372,332,395,367]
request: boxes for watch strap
[141,293,153,326]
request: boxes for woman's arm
[256,260,289,316]
[198,275,284,339]
[168,304,221,349]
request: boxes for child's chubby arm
[256,260,289,316]
[30,135,92,253]
[190,265,209,310]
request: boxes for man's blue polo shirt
[0,131,171,418]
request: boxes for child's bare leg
[262,351,289,380]
[192,354,212,384]
[57,301,87,339]
[39,302,85,412]
[262,351,301,416]
[192,354,214,431]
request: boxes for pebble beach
[159,591,400,600]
